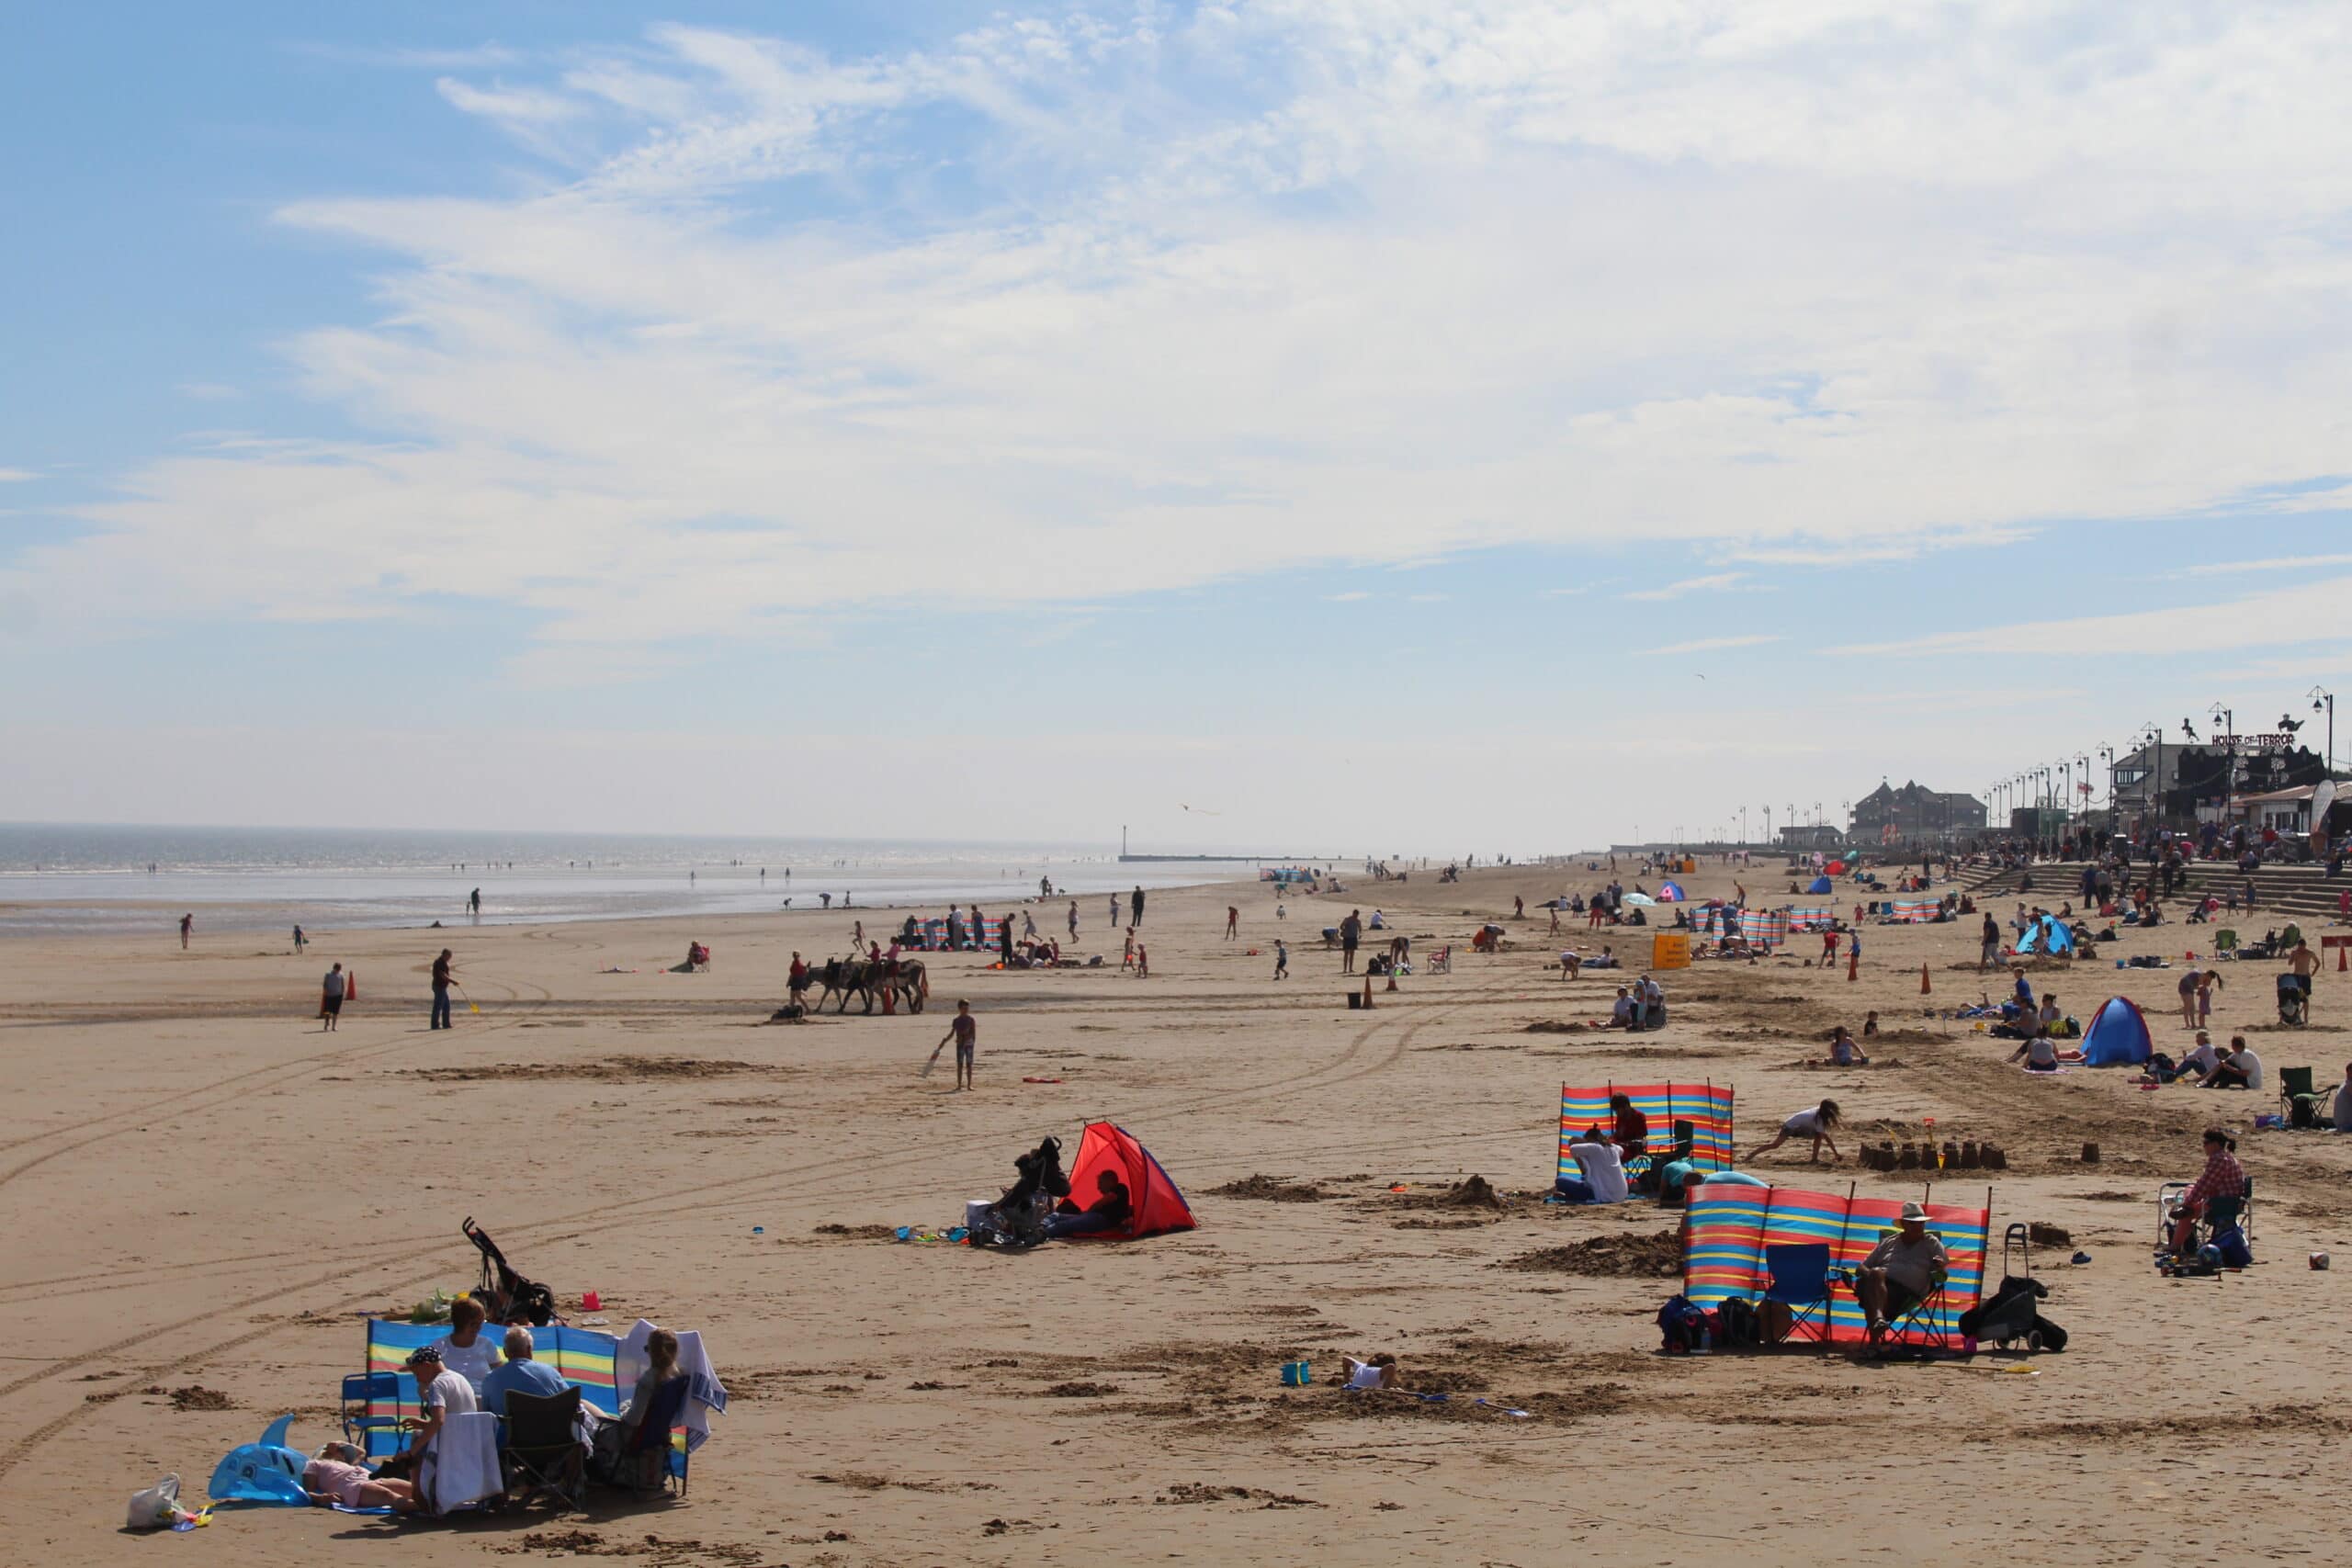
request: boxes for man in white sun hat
[1856,1201,1948,1338]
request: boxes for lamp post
[2210,703,2236,820]
[2313,687,2336,779]
[2098,745,2115,828]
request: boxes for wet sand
[3,866,2346,1564]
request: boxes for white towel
[419,1412,502,1513]
[618,1319,729,1453]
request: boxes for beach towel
[619,1320,728,1453]
[418,1412,502,1513]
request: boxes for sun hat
[404,1346,443,1369]
[1898,1201,1930,1224]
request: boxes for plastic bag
[126,1473,181,1531]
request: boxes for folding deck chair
[2280,1066,2324,1127]
[342,1371,406,1462]
[1761,1243,1834,1346]
[604,1377,692,1497]
[501,1387,586,1511]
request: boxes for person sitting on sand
[1341,1354,1398,1391]
[1610,986,1636,1028]
[2007,1032,2082,1072]
[1554,1131,1629,1204]
[1044,1169,1133,1239]
[1856,1201,1947,1340]
[1747,1100,1843,1164]
[1829,1026,1870,1067]
[1862,1010,1881,1039]
[303,1442,418,1513]
[2201,1035,2263,1090]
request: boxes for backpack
[1656,1294,1709,1354]
[1715,1296,1764,1348]
[2211,1224,2253,1269]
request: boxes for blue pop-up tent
[1805,875,1834,895]
[2017,916,2075,955]
[2080,996,2153,1066]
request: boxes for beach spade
[921,1044,944,1078]
[455,984,481,1015]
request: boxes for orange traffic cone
[1920,961,1931,995]
[1846,946,1859,983]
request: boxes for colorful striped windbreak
[363,1319,624,1450]
[1738,910,1791,948]
[1787,906,1837,931]
[1682,1184,1992,1347]
[1559,1082,1736,1178]
[1888,897,1939,923]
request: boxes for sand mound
[1500,1231,1683,1278]
[410,1056,783,1082]
[1207,1175,1330,1202]
[168,1385,233,1412]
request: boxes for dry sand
[4,866,2348,1565]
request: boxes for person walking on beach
[1340,908,1363,974]
[179,913,193,950]
[1131,886,1146,926]
[469,887,481,919]
[1273,938,1289,979]
[930,1000,978,1091]
[1226,906,1238,941]
[320,962,347,1032]
[293,924,307,954]
[1107,894,1118,928]
[1068,900,1079,941]
[430,949,455,1031]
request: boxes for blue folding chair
[341,1371,407,1461]
[1763,1242,1835,1346]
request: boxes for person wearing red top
[2171,1129,2246,1253]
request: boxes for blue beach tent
[1805,875,1834,895]
[2080,997,2153,1067]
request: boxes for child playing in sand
[1341,1354,1398,1391]
[1272,939,1288,979]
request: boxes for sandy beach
[4,865,2346,1566]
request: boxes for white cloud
[1645,633,1783,656]
[2170,552,2352,578]
[0,468,37,483]
[1324,591,1373,602]
[1833,575,2352,658]
[1624,573,1747,602]
[22,6,2352,659]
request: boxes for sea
[0,823,1282,937]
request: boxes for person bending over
[1747,1100,1843,1164]
[1044,1170,1133,1239]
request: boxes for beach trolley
[1966,1223,2049,1350]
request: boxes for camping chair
[1879,1265,1952,1355]
[500,1387,585,1511]
[605,1377,691,1498]
[2280,1066,2324,1127]
[1761,1243,1835,1346]
[1428,945,1452,975]
[341,1371,406,1462]
[2214,929,2237,959]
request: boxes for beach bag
[2290,1095,2321,1130]
[1656,1295,1709,1354]
[127,1474,182,1531]
[1715,1296,1763,1348]
[2212,1224,2253,1269]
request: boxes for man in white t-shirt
[401,1346,479,1464]
[2203,1036,2264,1091]
[1554,1134,1629,1204]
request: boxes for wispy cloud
[2169,553,2352,578]
[22,7,2352,658]
[1324,591,1373,603]
[1541,586,1589,598]
[0,468,37,483]
[1832,576,2352,658]
[1645,633,1782,655]
[1624,573,1747,602]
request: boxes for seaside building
[1776,825,1845,852]
[1848,782,1985,845]
[2110,739,2327,829]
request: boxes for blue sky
[6,4,2352,850]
